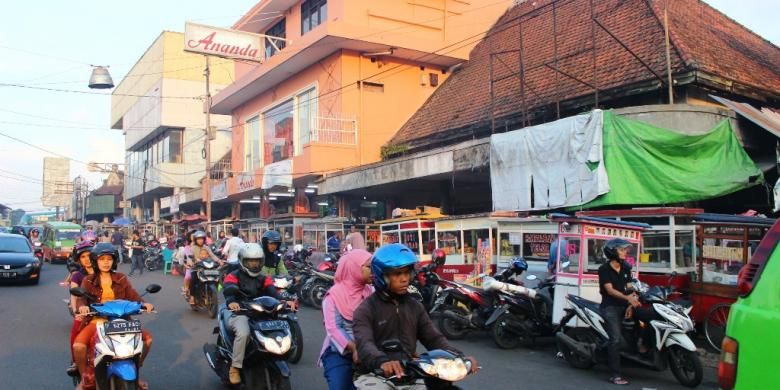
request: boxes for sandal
[609,376,629,385]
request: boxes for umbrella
[113,217,131,226]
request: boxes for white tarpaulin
[490,110,609,211]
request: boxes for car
[0,233,42,285]
[0,227,9,234]
[718,219,780,389]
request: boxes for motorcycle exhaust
[203,343,218,370]
[555,332,591,359]
[442,310,472,326]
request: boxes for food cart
[206,218,236,240]
[235,218,269,243]
[577,208,703,289]
[689,213,775,350]
[377,216,438,262]
[357,223,381,252]
[269,212,318,247]
[434,213,557,282]
[550,214,649,325]
[302,217,348,252]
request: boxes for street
[0,263,718,389]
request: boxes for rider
[352,243,478,389]
[598,238,641,386]
[185,230,222,304]
[260,230,288,276]
[72,243,154,390]
[222,243,290,385]
[66,241,95,375]
[28,227,41,243]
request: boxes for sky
[0,0,778,213]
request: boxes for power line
[0,82,202,100]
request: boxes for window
[641,230,672,269]
[585,238,638,274]
[245,116,261,170]
[438,231,461,256]
[168,129,183,163]
[265,19,286,58]
[463,229,490,265]
[263,100,294,164]
[675,230,695,268]
[301,0,327,35]
[558,238,581,274]
[296,87,317,151]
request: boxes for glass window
[675,230,696,268]
[382,231,399,245]
[264,100,294,164]
[701,237,745,286]
[301,0,327,35]
[463,229,490,265]
[297,87,317,150]
[245,116,260,170]
[265,19,286,58]
[585,238,638,274]
[421,230,435,255]
[558,237,581,274]
[169,129,182,163]
[438,231,461,256]
[640,230,672,270]
[401,230,420,253]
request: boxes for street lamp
[88,65,114,89]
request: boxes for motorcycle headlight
[431,358,468,382]
[248,303,266,313]
[255,331,291,355]
[418,361,437,376]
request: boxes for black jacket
[353,292,459,371]
[222,269,282,305]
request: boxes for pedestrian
[206,231,214,246]
[327,232,341,254]
[111,229,125,264]
[99,231,111,243]
[319,249,373,390]
[128,230,146,277]
[343,224,366,251]
[221,227,245,275]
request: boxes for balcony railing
[305,115,358,146]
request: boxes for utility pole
[204,55,212,224]
[664,1,674,104]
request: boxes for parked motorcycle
[143,246,163,271]
[67,284,161,390]
[273,276,303,364]
[306,269,335,310]
[411,249,447,311]
[186,259,222,318]
[203,290,293,389]
[483,275,557,349]
[555,279,702,388]
[365,339,475,389]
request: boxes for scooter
[32,241,44,262]
[67,284,161,390]
[555,279,703,388]
[143,246,163,271]
[306,269,335,310]
[203,288,293,389]
[360,339,475,389]
[483,275,557,349]
[186,259,222,319]
[272,276,303,364]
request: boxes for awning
[711,94,780,138]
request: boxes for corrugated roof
[711,95,780,138]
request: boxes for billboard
[41,157,71,207]
[184,22,264,62]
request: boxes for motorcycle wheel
[309,281,329,310]
[558,327,596,369]
[288,320,303,364]
[207,284,219,319]
[110,376,137,390]
[437,305,469,340]
[668,345,703,388]
[491,313,526,349]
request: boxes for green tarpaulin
[583,111,762,208]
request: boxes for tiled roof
[389,0,780,150]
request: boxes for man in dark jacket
[222,243,290,385]
[353,244,477,389]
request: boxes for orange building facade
[210,0,511,219]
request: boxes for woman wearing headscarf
[319,249,373,390]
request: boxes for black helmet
[261,230,282,252]
[90,242,118,271]
[603,238,631,261]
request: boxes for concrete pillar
[153,197,160,221]
[440,180,452,215]
[232,202,241,220]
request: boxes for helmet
[239,243,264,277]
[90,242,118,271]
[29,228,40,236]
[193,230,207,243]
[82,230,97,243]
[511,257,528,273]
[261,230,282,252]
[603,238,632,261]
[73,241,94,263]
[370,243,418,293]
[432,248,447,267]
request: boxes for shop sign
[160,196,171,209]
[523,233,555,257]
[171,193,180,213]
[262,160,292,189]
[184,22,263,62]
[211,180,228,201]
[703,245,743,261]
[237,172,255,193]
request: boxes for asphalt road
[0,262,718,389]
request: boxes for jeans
[602,305,626,377]
[113,245,124,263]
[129,254,144,275]
[228,314,250,368]
[321,347,355,390]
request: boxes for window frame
[301,0,327,35]
[265,18,286,58]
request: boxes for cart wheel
[704,303,731,353]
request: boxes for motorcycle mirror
[69,287,87,297]
[380,339,404,353]
[145,284,162,294]
[526,275,538,281]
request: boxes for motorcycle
[143,246,163,271]
[32,241,44,262]
[67,284,161,390]
[203,289,293,389]
[482,275,557,349]
[306,269,335,310]
[411,261,444,312]
[186,259,223,318]
[555,279,703,388]
[363,339,475,389]
[272,276,303,364]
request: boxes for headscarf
[327,249,373,321]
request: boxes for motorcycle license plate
[202,269,220,276]
[105,319,142,334]
[258,320,289,331]
[0,272,16,278]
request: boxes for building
[319,0,780,215]
[111,31,235,222]
[209,0,513,220]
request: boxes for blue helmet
[371,243,418,292]
[511,257,528,273]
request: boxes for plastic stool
[162,248,174,275]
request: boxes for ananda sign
[184,22,263,62]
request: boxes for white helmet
[239,243,264,277]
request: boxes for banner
[262,160,293,189]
